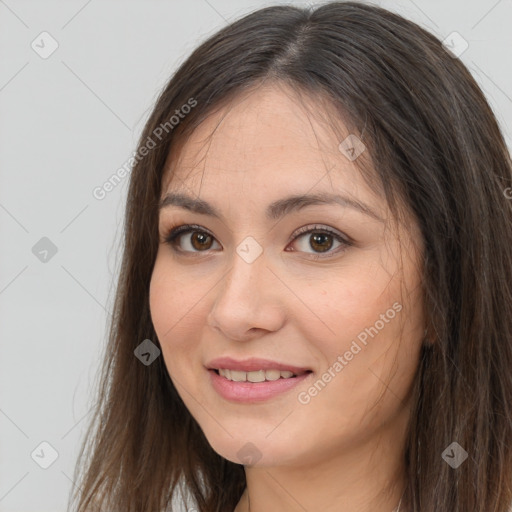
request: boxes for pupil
[311,233,332,253]
[192,232,212,250]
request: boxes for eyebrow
[158,191,384,223]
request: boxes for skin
[149,82,425,512]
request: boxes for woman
[69,2,512,511]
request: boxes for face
[149,83,425,469]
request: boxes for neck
[239,475,406,512]
[242,490,405,512]
[234,425,407,512]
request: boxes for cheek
[311,265,399,338]
[303,259,420,379]
[149,260,196,360]
[149,263,173,337]
[297,277,420,433]
[149,255,196,334]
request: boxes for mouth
[206,356,312,375]
[207,366,314,403]
[210,368,313,382]
[205,357,314,402]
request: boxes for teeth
[218,369,297,382]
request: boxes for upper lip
[206,357,312,375]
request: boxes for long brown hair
[68,2,512,511]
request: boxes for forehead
[162,84,382,210]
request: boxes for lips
[208,366,313,403]
[206,356,312,376]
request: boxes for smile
[208,368,313,403]
[215,368,306,381]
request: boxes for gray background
[0,0,510,511]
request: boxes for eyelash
[162,223,352,260]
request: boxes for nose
[206,248,286,341]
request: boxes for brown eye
[308,233,334,253]
[164,226,220,253]
[288,225,351,259]
[163,223,352,259]
[189,231,214,250]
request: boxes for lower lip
[208,369,312,403]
